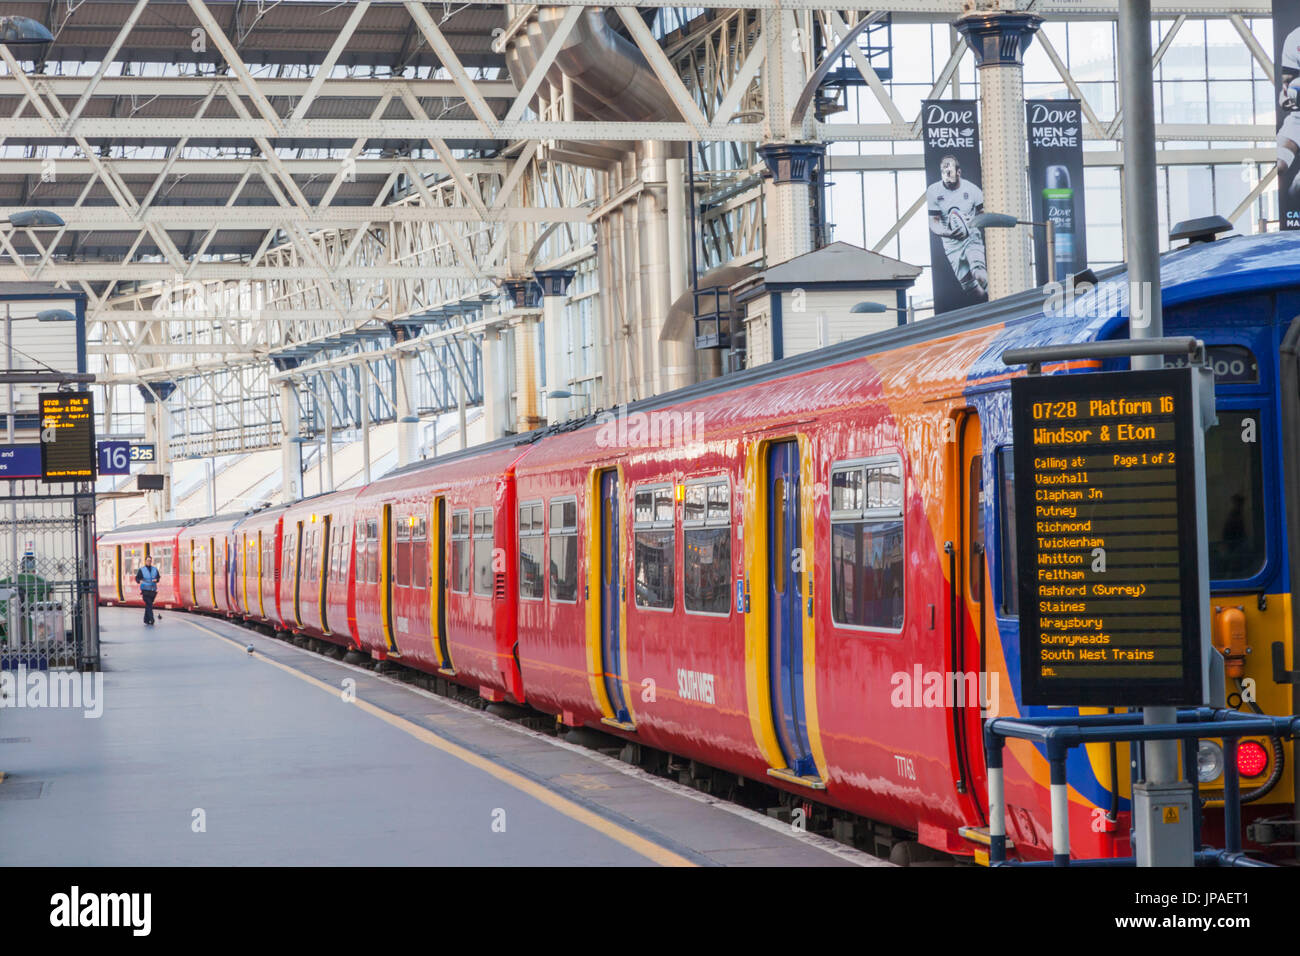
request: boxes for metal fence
[0,479,98,671]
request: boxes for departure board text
[39,392,96,481]
[1011,368,1206,706]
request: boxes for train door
[599,470,631,725]
[432,496,453,673]
[767,440,818,780]
[954,413,989,823]
[207,537,216,609]
[381,504,397,654]
[188,539,196,606]
[292,520,304,627]
[256,530,265,618]
[319,516,332,634]
[114,545,124,602]
[236,534,244,614]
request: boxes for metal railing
[985,708,1300,867]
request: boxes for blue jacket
[136,565,160,592]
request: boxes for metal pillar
[138,382,175,520]
[457,374,468,450]
[505,278,543,432]
[481,327,506,441]
[758,143,825,266]
[1117,0,1180,863]
[279,381,301,501]
[206,457,216,515]
[537,269,576,423]
[1119,0,1164,354]
[956,10,1043,300]
[322,384,335,493]
[143,398,164,522]
[396,352,418,467]
[359,364,371,485]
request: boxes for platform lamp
[0,16,54,46]
[972,212,1056,286]
[4,211,68,443]
[850,300,915,325]
[544,388,590,421]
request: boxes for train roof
[98,518,194,540]
[377,231,1300,486]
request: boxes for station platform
[0,607,887,867]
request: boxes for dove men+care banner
[1026,99,1088,286]
[1275,0,1300,229]
[921,100,988,314]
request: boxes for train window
[450,510,471,594]
[830,457,905,631]
[685,478,731,615]
[549,497,578,603]
[366,520,379,584]
[355,522,367,584]
[1204,409,1266,580]
[969,456,985,599]
[998,448,1018,616]
[519,501,545,600]
[473,509,495,596]
[634,484,675,610]
[395,515,411,588]
[411,516,427,590]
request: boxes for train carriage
[96,520,187,610]
[234,505,289,629]
[177,513,245,616]
[279,491,361,647]
[98,228,1300,863]
[353,446,527,700]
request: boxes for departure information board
[1011,368,1208,706]
[39,392,96,481]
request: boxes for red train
[98,233,1300,863]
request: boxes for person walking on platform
[135,554,160,626]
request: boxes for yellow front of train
[1196,593,1297,854]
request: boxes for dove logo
[1029,103,1078,126]
[925,104,974,126]
[50,887,151,936]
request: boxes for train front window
[1204,409,1265,581]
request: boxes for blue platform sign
[0,444,43,478]
[98,440,130,476]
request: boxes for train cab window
[998,448,1019,616]
[1204,409,1266,580]
[549,498,578,603]
[411,517,427,590]
[473,509,495,596]
[830,457,905,631]
[451,510,471,594]
[684,479,731,615]
[395,516,411,588]
[634,485,675,610]
[518,502,545,600]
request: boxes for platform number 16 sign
[98,440,130,476]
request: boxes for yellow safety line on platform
[180,617,695,868]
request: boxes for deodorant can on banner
[1043,164,1074,281]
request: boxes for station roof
[0,1,511,263]
[6,1,505,70]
